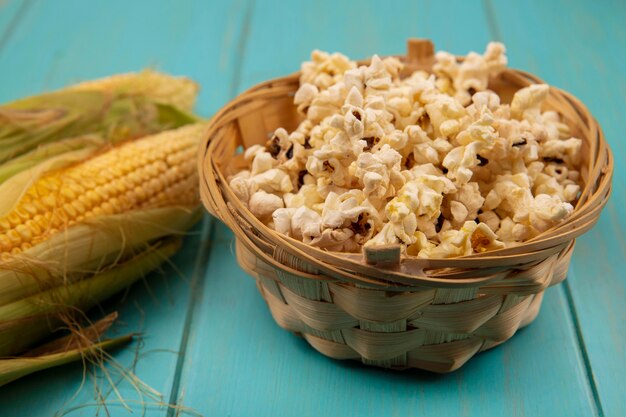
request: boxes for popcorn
[419,221,505,258]
[294,83,319,114]
[354,144,404,201]
[529,193,574,232]
[424,93,467,138]
[249,191,284,220]
[434,42,507,105]
[229,43,582,258]
[251,169,293,194]
[497,217,531,242]
[511,84,549,121]
[301,50,355,90]
[446,182,485,226]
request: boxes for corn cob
[0,123,205,255]
[67,69,198,112]
[0,70,199,165]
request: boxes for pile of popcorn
[228,43,582,258]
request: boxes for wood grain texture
[176,223,597,417]
[0,226,203,416]
[0,0,30,51]
[176,1,602,415]
[237,0,495,92]
[0,0,622,416]
[0,0,248,415]
[490,2,626,415]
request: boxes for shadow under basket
[199,39,613,372]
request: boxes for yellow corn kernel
[0,123,204,254]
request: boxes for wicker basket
[199,39,613,372]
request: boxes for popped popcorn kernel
[229,43,582,258]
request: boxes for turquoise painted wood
[0,0,624,416]
[174,1,609,416]
[489,2,626,416]
[0,0,247,415]
[0,0,27,47]
[178,222,597,417]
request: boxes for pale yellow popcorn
[420,221,505,258]
[307,83,347,123]
[354,144,404,200]
[405,125,453,166]
[511,84,549,121]
[406,231,435,256]
[447,182,485,225]
[343,67,365,94]
[301,50,355,90]
[294,83,319,114]
[529,193,574,232]
[309,228,360,252]
[377,174,455,244]
[249,190,284,221]
[442,142,484,185]
[424,92,467,138]
[272,207,297,236]
[470,91,501,112]
[306,128,355,187]
[229,170,255,207]
[231,44,582,257]
[363,55,395,94]
[478,210,500,232]
[251,169,293,194]
[497,217,532,242]
[533,171,580,202]
[283,184,324,210]
[385,83,424,129]
[539,110,571,141]
[434,42,507,105]
[364,222,399,247]
[321,190,379,232]
[483,173,534,222]
[540,137,583,166]
[291,206,323,241]
[250,151,276,176]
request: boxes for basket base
[254,277,546,373]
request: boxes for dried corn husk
[0,237,181,356]
[0,313,132,387]
[0,117,206,384]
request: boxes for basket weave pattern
[199,40,613,372]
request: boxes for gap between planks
[166,215,216,416]
[0,0,32,52]
[480,2,607,415]
[229,0,255,97]
[563,280,605,417]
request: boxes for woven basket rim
[199,39,613,288]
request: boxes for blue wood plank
[0,0,249,117]
[237,0,497,93]
[177,1,598,415]
[0,0,249,415]
[0,0,30,49]
[175,223,596,417]
[0,224,205,416]
[489,2,626,415]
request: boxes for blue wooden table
[1,1,625,416]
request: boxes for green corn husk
[0,135,106,184]
[0,312,132,387]
[0,70,199,167]
[0,206,201,306]
[0,237,181,357]
[0,74,204,387]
